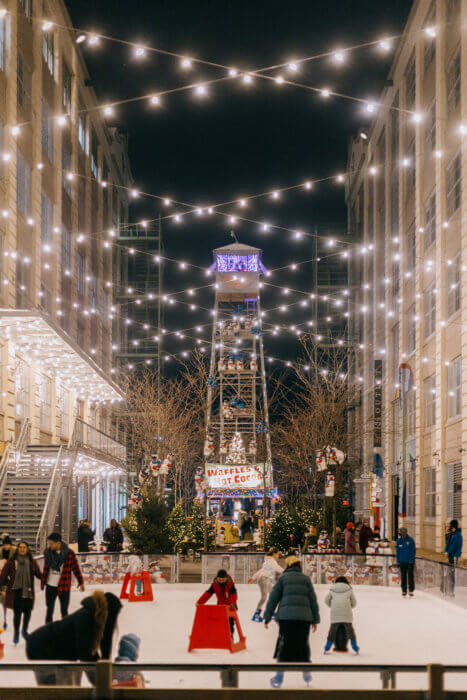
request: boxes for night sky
[67,0,413,365]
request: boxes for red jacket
[41,547,83,594]
[197,576,238,608]
[0,556,42,609]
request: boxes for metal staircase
[0,421,76,551]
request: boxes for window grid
[447,48,461,113]
[446,152,461,218]
[42,31,54,75]
[406,222,416,272]
[61,226,71,270]
[447,255,461,318]
[62,143,71,195]
[406,304,416,355]
[424,100,436,154]
[424,282,437,338]
[16,151,31,216]
[0,16,5,71]
[40,193,53,243]
[424,466,436,519]
[447,356,462,419]
[62,61,72,113]
[406,388,416,438]
[424,2,436,72]
[39,374,52,431]
[424,374,436,427]
[41,100,53,162]
[407,471,416,519]
[17,51,31,117]
[18,0,32,19]
[424,191,436,250]
[406,52,416,111]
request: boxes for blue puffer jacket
[263,564,320,624]
[396,535,416,564]
[445,529,463,560]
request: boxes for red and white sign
[205,463,268,489]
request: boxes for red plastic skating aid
[119,572,131,599]
[128,570,153,602]
[188,604,246,653]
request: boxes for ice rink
[2,582,467,690]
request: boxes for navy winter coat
[445,529,463,560]
[396,535,416,564]
[263,564,320,624]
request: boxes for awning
[0,309,123,403]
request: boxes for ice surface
[1,583,467,690]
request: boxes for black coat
[77,524,95,553]
[26,593,121,662]
[103,526,124,552]
[264,564,320,624]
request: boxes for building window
[16,151,31,216]
[424,374,436,427]
[91,130,98,178]
[446,152,461,218]
[15,358,29,418]
[0,121,4,179]
[77,251,85,298]
[39,281,52,313]
[447,0,461,21]
[62,61,72,113]
[78,110,88,153]
[39,374,52,431]
[424,466,436,519]
[15,258,29,308]
[406,388,416,437]
[391,324,399,388]
[41,193,53,243]
[447,254,461,318]
[447,48,461,113]
[59,387,69,437]
[0,15,5,71]
[406,138,415,195]
[407,304,416,355]
[62,143,71,195]
[447,462,462,520]
[407,470,416,518]
[424,100,436,154]
[406,52,416,111]
[406,222,416,272]
[18,0,32,19]
[423,282,436,338]
[41,100,53,162]
[392,260,400,311]
[424,191,436,250]
[61,226,71,270]
[17,51,31,117]
[447,356,462,419]
[424,2,436,72]
[42,30,54,76]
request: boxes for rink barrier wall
[0,660,463,697]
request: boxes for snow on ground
[1,583,467,690]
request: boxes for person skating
[197,569,238,637]
[0,540,42,644]
[114,633,145,687]
[444,519,463,595]
[103,519,124,552]
[264,555,320,689]
[0,534,16,630]
[41,532,85,623]
[248,547,283,621]
[323,576,359,654]
[396,527,416,597]
[77,519,95,553]
[26,590,122,686]
[358,519,373,554]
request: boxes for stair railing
[15,418,30,469]
[35,446,65,553]
[0,442,12,504]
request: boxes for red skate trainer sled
[188,604,246,653]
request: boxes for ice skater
[0,540,42,644]
[196,569,238,637]
[396,527,416,597]
[323,576,359,654]
[248,547,283,622]
[264,555,319,689]
[127,551,144,595]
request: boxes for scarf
[13,555,32,598]
[46,541,68,571]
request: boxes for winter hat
[47,532,61,542]
[2,536,12,545]
[116,633,141,662]
[399,527,408,536]
[346,522,354,529]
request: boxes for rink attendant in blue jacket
[396,527,416,597]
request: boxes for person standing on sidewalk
[358,519,373,554]
[0,541,42,644]
[444,519,463,596]
[41,533,85,623]
[396,527,416,597]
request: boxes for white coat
[324,581,357,623]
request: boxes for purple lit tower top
[212,242,265,297]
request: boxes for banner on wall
[204,463,271,490]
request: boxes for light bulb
[378,39,391,52]
[333,52,345,63]
[228,68,238,77]
[103,106,113,116]
[320,88,330,98]
[11,126,20,136]
[242,74,253,84]
[134,46,146,58]
[195,84,207,96]
[150,95,160,106]
[42,21,53,31]
[181,57,192,69]
[275,75,284,85]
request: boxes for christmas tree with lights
[226,431,246,464]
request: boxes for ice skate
[270,671,284,688]
[303,670,312,686]
[409,592,414,597]
[251,609,263,622]
[13,634,19,645]
[351,640,360,654]
[402,591,407,597]
[324,640,333,654]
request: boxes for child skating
[248,547,283,622]
[323,576,359,654]
[196,569,238,637]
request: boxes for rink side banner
[374,359,382,448]
[205,463,271,489]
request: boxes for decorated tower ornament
[150,454,162,477]
[226,431,247,464]
[203,434,214,457]
[128,487,143,508]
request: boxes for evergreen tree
[122,495,172,553]
[167,501,187,550]
[265,502,322,552]
[186,501,215,551]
